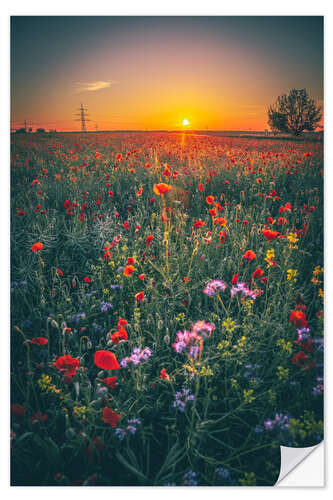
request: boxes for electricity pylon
[75,103,91,132]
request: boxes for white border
[1,1,331,498]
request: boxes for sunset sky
[11,16,323,132]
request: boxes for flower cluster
[120,347,152,367]
[260,413,291,432]
[100,301,113,313]
[115,418,142,440]
[203,279,227,296]
[173,320,215,359]
[173,388,194,412]
[231,282,259,300]
[182,470,198,486]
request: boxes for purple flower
[182,470,198,486]
[100,301,113,313]
[173,388,194,412]
[115,428,126,440]
[263,413,290,432]
[297,327,310,342]
[121,347,152,367]
[231,282,258,300]
[120,358,128,368]
[216,467,230,479]
[203,280,227,297]
[115,417,141,439]
[192,320,215,338]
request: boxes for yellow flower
[200,365,213,377]
[287,232,299,244]
[222,317,237,334]
[287,269,298,282]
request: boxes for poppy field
[10,131,324,486]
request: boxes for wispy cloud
[74,80,119,93]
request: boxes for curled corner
[275,441,324,486]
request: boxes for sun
[182,118,190,126]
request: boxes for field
[10,131,324,486]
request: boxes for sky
[10,16,323,131]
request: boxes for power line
[74,103,91,132]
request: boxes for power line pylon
[75,103,91,132]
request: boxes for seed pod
[65,427,76,439]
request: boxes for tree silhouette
[268,89,322,136]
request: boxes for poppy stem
[162,195,169,274]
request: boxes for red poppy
[289,310,308,328]
[162,168,172,177]
[153,183,172,195]
[11,403,26,417]
[123,221,130,229]
[145,235,154,246]
[138,274,146,280]
[206,195,215,205]
[160,368,170,380]
[123,265,135,276]
[30,337,48,346]
[135,291,145,302]
[111,327,128,345]
[127,257,135,265]
[32,242,43,252]
[31,412,48,424]
[198,183,204,191]
[194,219,205,228]
[55,355,80,377]
[243,250,256,261]
[103,407,122,427]
[278,217,288,226]
[117,317,128,328]
[94,351,120,370]
[291,351,308,367]
[214,217,227,226]
[219,231,227,243]
[84,277,91,283]
[279,202,292,214]
[232,274,239,285]
[252,268,264,279]
[104,251,113,260]
[262,229,279,241]
[103,376,117,390]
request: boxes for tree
[267,89,322,136]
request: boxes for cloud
[74,80,119,93]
